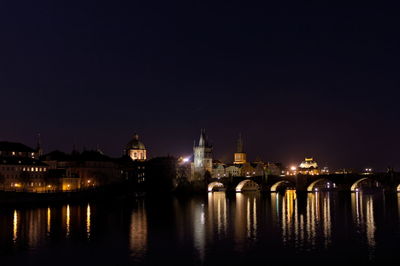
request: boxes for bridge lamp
[290,166,297,171]
[182,157,190,163]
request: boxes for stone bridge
[207,172,400,193]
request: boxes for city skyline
[0,129,384,172]
[1,2,400,171]
[1,2,400,265]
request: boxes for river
[0,191,399,265]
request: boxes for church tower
[234,133,247,164]
[193,129,213,179]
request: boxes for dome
[299,157,318,169]
[126,134,146,150]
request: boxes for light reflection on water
[207,192,227,238]
[351,192,377,259]
[129,200,147,260]
[86,204,91,239]
[0,191,396,264]
[235,192,258,244]
[12,209,18,243]
[47,207,51,236]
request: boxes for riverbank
[0,182,145,206]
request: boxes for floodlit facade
[192,129,213,181]
[298,157,320,175]
[126,133,147,161]
[0,142,49,192]
[234,134,247,164]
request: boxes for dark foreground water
[0,191,399,265]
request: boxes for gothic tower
[193,129,213,180]
[234,133,247,164]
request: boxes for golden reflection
[27,209,46,248]
[47,207,51,235]
[130,200,147,259]
[66,205,70,237]
[322,193,331,247]
[272,191,333,249]
[307,193,316,247]
[306,192,332,248]
[351,193,376,257]
[271,193,280,226]
[13,209,18,243]
[235,192,258,251]
[282,190,296,244]
[207,192,227,238]
[86,204,91,239]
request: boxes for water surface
[0,191,399,265]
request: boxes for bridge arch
[236,180,259,192]
[307,178,336,192]
[208,182,225,192]
[350,178,381,192]
[270,180,294,192]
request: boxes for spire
[133,133,139,140]
[36,133,43,156]
[199,128,206,146]
[237,133,244,153]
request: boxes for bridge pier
[295,175,309,192]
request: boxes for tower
[193,129,213,180]
[126,133,147,161]
[36,133,43,158]
[234,133,247,164]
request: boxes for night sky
[1,1,399,171]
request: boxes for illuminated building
[0,141,40,159]
[213,163,262,179]
[234,134,246,164]
[265,162,284,176]
[362,168,373,175]
[192,129,213,181]
[0,157,49,192]
[43,150,123,190]
[334,168,353,174]
[298,157,320,175]
[0,142,49,192]
[120,134,148,185]
[211,160,226,179]
[321,166,329,174]
[225,164,241,177]
[126,133,147,161]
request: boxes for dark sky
[1,1,399,171]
